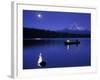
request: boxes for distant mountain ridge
[61,28,90,34]
[59,23,90,34]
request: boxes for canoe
[64,40,80,45]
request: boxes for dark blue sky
[23,10,91,31]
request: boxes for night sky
[23,10,91,31]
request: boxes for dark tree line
[23,28,90,38]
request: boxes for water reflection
[23,38,91,69]
[67,45,70,50]
[65,43,80,50]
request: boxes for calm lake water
[23,38,91,69]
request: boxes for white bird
[37,53,42,67]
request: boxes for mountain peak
[68,22,86,31]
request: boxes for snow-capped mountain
[68,22,86,31]
[60,23,90,34]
